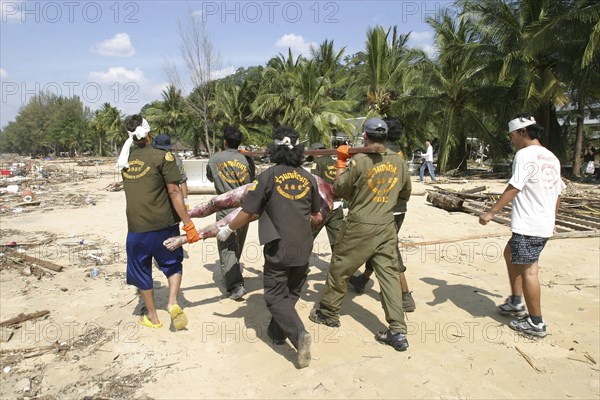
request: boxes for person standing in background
[419,139,436,182]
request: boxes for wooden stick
[0,310,50,327]
[515,346,545,373]
[399,233,508,248]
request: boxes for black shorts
[508,233,548,264]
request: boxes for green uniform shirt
[334,148,410,224]
[206,148,255,195]
[122,144,182,233]
[310,156,338,185]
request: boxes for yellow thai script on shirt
[122,160,151,180]
[275,171,310,200]
[217,160,249,184]
[367,161,399,203]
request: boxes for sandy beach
[1,158,599,399]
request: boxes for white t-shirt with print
[508,145,565,238]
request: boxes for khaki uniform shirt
[334,148,410,224]
[122,144,182,233]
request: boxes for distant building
[556,101,600,140]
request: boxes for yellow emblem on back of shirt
[165,151,174,162]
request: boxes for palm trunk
[572,97,585,177]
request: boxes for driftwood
[426,192,464,212]
[0,310,50,327]
[7,252,63,272]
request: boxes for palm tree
[253,49,355,145]
[286,60,356,144]
[91,103,124,156]
[144,85,190,141]
[408,11,506,172]
[463,0,570,159]
[522,0,600,174]
[348,26,413,117]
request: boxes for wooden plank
[558,213,600,230]
[552,230,600,239]
[0,310,50,327]
[460,185,487,194]
[461,204,512,226]
[7,252,63,272]
[555,218,597,231]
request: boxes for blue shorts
[126,225,183,290]
[508,233,548,265]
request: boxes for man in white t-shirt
[479,115,565,338]
[419,140,436,182]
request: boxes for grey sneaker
[375,330,409,352]
[229,284,247,301]
[402,291,416,313]
[509,316,547,338]
[498,297,527,317]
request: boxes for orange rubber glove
[335,145,350,169]
[182,221,200,243]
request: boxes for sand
[0,159,598,399]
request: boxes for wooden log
[426,192,464,211]
[7,252,63,272]
[0,310,50,327]
[244,146,384,158]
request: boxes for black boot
[349,274,369,294]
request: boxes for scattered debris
[426,184,600,237]
[0,310,50,328]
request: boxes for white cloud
[1,1,22,22]
[410,31,434,43]
[275,34,316,57]
[409,31,437,58]
[211,66,236,80]
[0,68,6,79]
[91,33,135,57]
[88,67,145,84]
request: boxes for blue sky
[0,0,455,129]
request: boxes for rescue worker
[310,118,410,352]
[309,142,344,251]
[216,126,321,368]
[349,117,416,312]
[118,114,199,330]
[206,126,255,300]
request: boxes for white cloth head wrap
[508,116,535,133]
[273,136,299,149]
[116,118,151,170]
